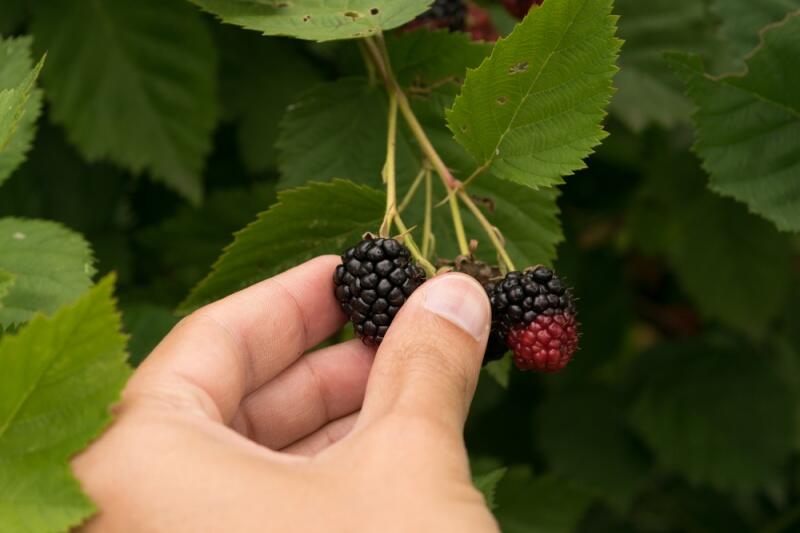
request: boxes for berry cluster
[485,267,578,372]
[333,237,426,345]
[405,0,498,41]
[333,243,578,373]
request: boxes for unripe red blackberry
[333,237,427,345]
[486,266,579,372]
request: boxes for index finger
[125,255,347,422]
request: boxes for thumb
[357,273,491,437]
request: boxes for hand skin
[73,256,500,532]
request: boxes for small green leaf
[0,218,95,327]
[31,0,219,203]
[0,36,44,187]
[713,0,800,68]
[446,0,621,188]
[472,467,508,510]
[612,0,721,130]
[0,276,131,532]
[180,180,384,312]
[484,353,511,389]
[277,78,419,190]
[669,12,800,232]
[494,467,595,533]
[630,338,795,491]
[188,0,431,42]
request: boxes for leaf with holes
[669,12,800,232]
[0,218,95,327]
[180,180,384,312]
[188,0,431,42]
[0,276,130,532]
[0,36,44,188]
[31,0,218,203]
[446,0,621,189]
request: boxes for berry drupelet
[408,0,467,32]
[485,266,579,372]
[333,237,427,346]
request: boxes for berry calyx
[333,236,427,345]
[486,266,579,372]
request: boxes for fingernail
[422,275,490,341]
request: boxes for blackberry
[409,0,466,32]
[487,267,579,372]
[501,0,543,19]
[333,237,427,346]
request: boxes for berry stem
[449,185,470,255]
[379,93,400,238]
[459,189,517,272]
[394,216,437,277]
[421,168,434,258]
[398,167,426,213]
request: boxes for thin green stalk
[394,216,436,276]
[421,169,434,258]
[398,168,426,213]
[449,187,469,255]
[379,93,399,237]
[459,190,516,272]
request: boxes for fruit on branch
[465,4,499,42]
[334,236,427,345]
[501,0,543,19]
[485,267,579,372]
[406,0,467,32]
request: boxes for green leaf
[494,468,595,533]
[669,13,800,232]
[539,384,650,510]
[0,270,15,308]
[0,36,44,188]
[218,29,327,173]
[612,0,721,130]
[472,467,508,510]
[0,276,131,532]
[629,338,795,491]
[31,0,218,204]
[713,0,800,68]
[0,218,95,327]
[629,153,792,336]
[188,0,431,42]
[122,304,179,367]
[446,0,621,188]
[277,78,418,189]
[180,180,384,312]
[387,29,491,87]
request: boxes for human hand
[73,256,499,532]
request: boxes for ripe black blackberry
[486,267,578,372]
[411,0,466,32]
[333,237,427,345]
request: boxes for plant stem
[379,93,399,237]
[422,169,433,258]
[459,190,516,272]
[357,40,377,86]
[398,168,425,213]
[449,187,470,255]
[394,216,437,276]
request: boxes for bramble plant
[1,0,799,531]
